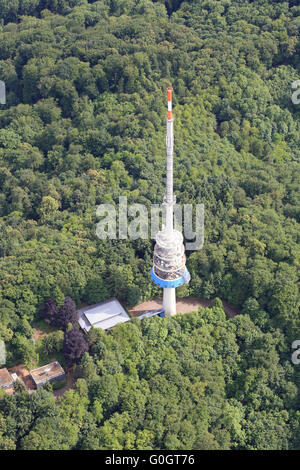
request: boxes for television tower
[151,87,190,316]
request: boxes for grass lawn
[33,322,66,370]
[33,320,57,335]
[35,339,66,369]
[4,320,67,373]
[52,377,68,390]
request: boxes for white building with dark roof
[78,298,130,333]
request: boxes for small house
[30,361,65,389]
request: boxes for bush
[41,330,64,356]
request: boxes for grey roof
[78,298,130,332]
[137,309,164,320]
[30,361,65,386]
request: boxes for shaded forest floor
[128,297,240,318]
[53,367,75,399]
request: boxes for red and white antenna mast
[165,86,174,234]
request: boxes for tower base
[163,287,176,316]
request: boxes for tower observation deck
[151,87,190,316]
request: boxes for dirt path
[128,296,240,318]
[32,323,55,341]
[8,364,36,392]
[33,327,46,341]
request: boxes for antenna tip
[167,88,173,120]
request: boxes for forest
[0,0,299,450]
